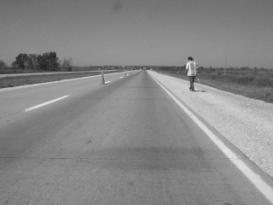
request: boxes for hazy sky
[1,0,273,68]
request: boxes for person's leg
[188,76,192,90]
[189,76,194,91]
[192,76,196,91]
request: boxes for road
[0,71,272,204]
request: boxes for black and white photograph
[0,0,273,204]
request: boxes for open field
[0,66,124,74]
[0,70,118,89]
[156,67,273,103]
[199,67,273,87]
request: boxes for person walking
[186,56,198,91]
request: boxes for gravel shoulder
[149,71,273,178]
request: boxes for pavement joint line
[25,95,69,112]
[149,71,273,204]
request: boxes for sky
[0,0,273,68]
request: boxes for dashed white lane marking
[105,81,111,84]
[151,74,273,204]
[25,95,69,112]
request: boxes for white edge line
[150,72,273,204]
[25,95,69,112]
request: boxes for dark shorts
[188,76,196,91]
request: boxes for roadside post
[101,68,105,84]
[124,66,127,77]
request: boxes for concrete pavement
[0,71,136,126]
[0,71,272,204]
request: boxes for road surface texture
[0,71,272,204]
[0,71,134,126]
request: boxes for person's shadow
[193,89,206,92]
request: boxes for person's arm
[195,62,199,81]
[195,62,198,75]
[185,63,189,75]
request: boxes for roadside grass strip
[25,95,69,112]
[150,72,273,204]
[0,71,125,93]
[0,75,101,93]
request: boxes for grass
[158,68,273,103]
[198,78,273,103]
[0,71,117,89]
[198,67,273,88]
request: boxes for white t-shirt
[186,61,197,76]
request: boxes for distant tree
[44,52,59,71]
[47,52,59,71]
[37,54,47,70]
[0,60,7,69]
[13,53,29,70]
[12,52,60,71]
[13,54,42,70]
[37,52,60,71]
[28,54,39,70]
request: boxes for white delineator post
[101,69,105,84]
[124,66,127,77]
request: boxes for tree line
[0,52,72,72]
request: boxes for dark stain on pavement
[79,146,212,172]
[86,139,92,144]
